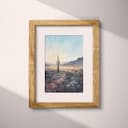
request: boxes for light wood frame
[29,20,100,108]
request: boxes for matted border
[29,20,100,108]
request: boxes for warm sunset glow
[45,35,83,64]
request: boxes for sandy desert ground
[45,65,83,92]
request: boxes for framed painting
[29,20,100,108]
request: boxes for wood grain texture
[29,20,100,108]
[29,21,36,107]
[29,20,99,26]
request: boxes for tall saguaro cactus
[57,56,60,73]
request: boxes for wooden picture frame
[29,20,100,108]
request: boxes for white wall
[0,0,128,128]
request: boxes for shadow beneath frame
[0,86,91,128]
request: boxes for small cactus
[56,56,60,73]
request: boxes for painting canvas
[45,35,83,92]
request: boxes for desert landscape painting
[45,35,83,92]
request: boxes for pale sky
[45,35,83,64]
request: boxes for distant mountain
[64,57,83,67]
